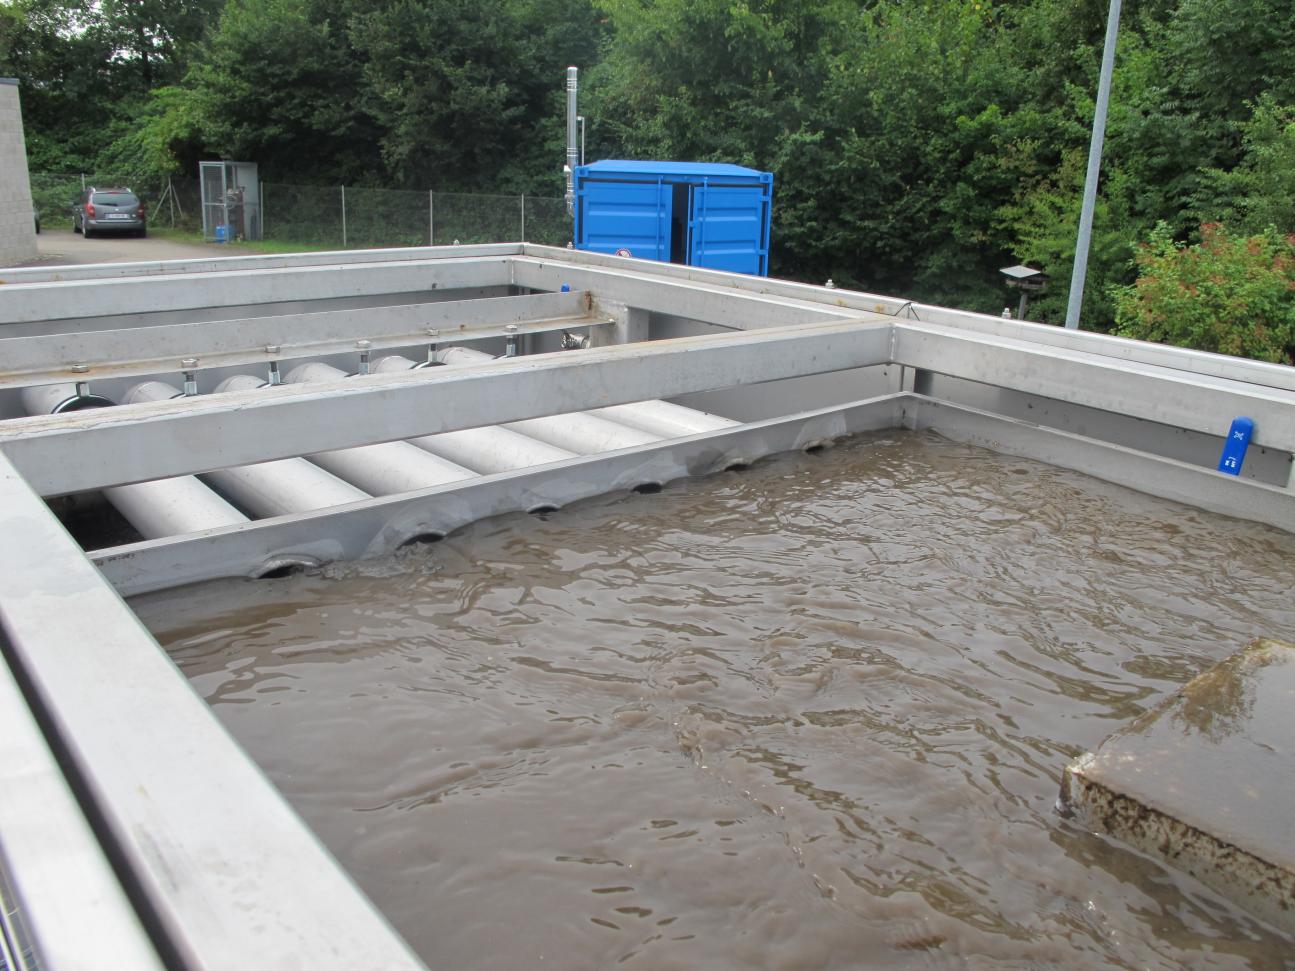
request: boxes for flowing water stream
[133,432,1295,969]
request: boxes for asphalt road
[13,228,225,268]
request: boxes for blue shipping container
[574,160,774,276]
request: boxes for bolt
[824,278,836,289]
[264,344,281,355]
[75,380,89,398]
[181,358,199,397]
[504,324,520,358]
[356,339,372,375]
[267,360,282,385]
[71,363,89,374]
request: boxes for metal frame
[3,244,1295,970]
[0,290,607,389]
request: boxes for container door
[199,161,228,242]
[686,182,769,275]
[576,179,671,261]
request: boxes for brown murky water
[133,432,1295,970]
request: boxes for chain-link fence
[29,172,570,249]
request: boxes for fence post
[80,174,86,190]
[520,193,526,242]
[340,185,347,247]
[429,190,434,246]
[260,181,266,240]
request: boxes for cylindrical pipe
[565,66,579,217]
[214,374,268,394]
[124,380,370,517]
[374,355,579,473]
[436,346,670,454]
[440,346,738,440]
[591,400,737,438]
[23,383,248,539]
[282,362,478,493]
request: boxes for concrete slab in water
[1061,638,1295,934]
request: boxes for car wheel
[73,218,80,234]
[138,227,147,238]
[83,221,94,239]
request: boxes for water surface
[134,432,1295,969]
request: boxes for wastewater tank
[2,242,1295,970]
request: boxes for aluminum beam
[0,256,511,325]
[0,290,607,389]
[0,243,522,286]
[0,451,426,970]
[902,397,1295,533]
[0,654,164,971]
[893,322,1295,452]
[511,257,866,330]
[94,394,908,595]
[522,244,1295,392]
[0,318,896,495]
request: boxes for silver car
[74,187,147,238]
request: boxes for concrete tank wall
[0,79,37,267]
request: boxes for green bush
[1113,222,1295,363]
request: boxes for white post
[340,185,347,247]
[429,190,434,246]
[520,193,526,241]
[260,181,266,239]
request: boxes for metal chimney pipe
[565,66,579,216]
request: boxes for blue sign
[1217,417,1254,476]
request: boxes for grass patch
[149,226,344,255]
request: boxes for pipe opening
[633,481,663,495]
[804,444,826,455]
[50,394,114,414]
[528,503,560,516]
[724,461,752,472]
[252,556,318,580]
[398,531,445,548]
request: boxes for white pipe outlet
[373,355,579,473]
[281,362,478,492]
[22,383,249,539]
[124,380,371,517]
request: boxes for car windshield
[92,192,139,206]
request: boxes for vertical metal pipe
[429,189,434,246]
[340,184,347,248]
[521,193,526,241]
[1065,0,1122,331]
[565,66,579,216]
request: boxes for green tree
[1113,222,1295,363]
[1209,96,1295,236]
[188,0,380,182]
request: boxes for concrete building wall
[0,79,38,267]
